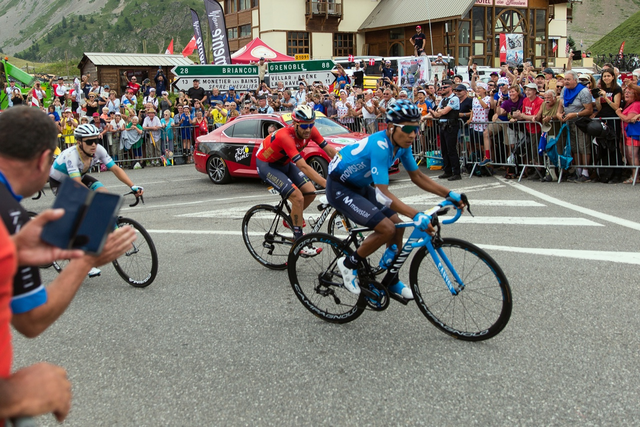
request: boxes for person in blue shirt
[327,100,463,299]
[222,86,241,110]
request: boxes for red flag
[348,54,354,62]
[619,41,625,55]
[499,34,506,63]
[552,40,558,53]
[182,36,197,57]
[165,39,174,55]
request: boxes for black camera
[591,88,601,98]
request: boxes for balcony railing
[306,0,342,18]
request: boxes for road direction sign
[267,60,336,88]
[173,77,259,92]
[171,65,259,91]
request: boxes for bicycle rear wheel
[242,204,294,270]
[326,210,384,275]
[288,233,365,324]
[409,238,512,341]
[112,217,158,288]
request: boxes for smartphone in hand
[41,178,123,255]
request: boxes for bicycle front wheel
[113,218,158,288]
[242,204,294,270]
[288,233,365,324]
[409,238,512,341]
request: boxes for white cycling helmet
[74,123,101,139]
[292,105,316,123]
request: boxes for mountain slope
[589,9,640,54]
[2,0,207,62]
[566,0,640,49]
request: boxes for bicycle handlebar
[396,194,472,229]
[123,190,144,207]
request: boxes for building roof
[359,0,476,31]
[78,52,195,68]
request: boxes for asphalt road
[15,163,640,426]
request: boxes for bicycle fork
[425,241,464,295]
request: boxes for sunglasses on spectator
[297,123,315,129]
[393,124,419,134]
[83,138,99,146]
[441,86,450,89]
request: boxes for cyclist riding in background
[49,124,144,197]
[326,99,465,299]
[256,105,337,254]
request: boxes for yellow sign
[295,54,310,61]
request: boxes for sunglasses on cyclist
[297,123,315,130]
[83,138,99,146]
[393,124,419,134]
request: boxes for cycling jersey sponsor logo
[266,172,284,188]
[377,140,389,150]
[342,195,370,219]
[338,161,367,183]
[371,167,378,176]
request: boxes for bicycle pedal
[388,292,410,306]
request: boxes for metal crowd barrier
[56,124,214,169]
[332,115,640,184]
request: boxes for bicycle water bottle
[379,244,398,270]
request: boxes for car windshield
[283,116,352,137]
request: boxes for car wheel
[207,155,232,184]
[307,156,329,179]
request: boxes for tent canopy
[231,38,295,64]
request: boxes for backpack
[544,123,573,169]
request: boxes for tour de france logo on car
[234,145,252,164]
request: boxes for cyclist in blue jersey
[327,100,464,298]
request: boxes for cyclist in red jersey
[256,106,337,251]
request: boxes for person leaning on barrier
[513,83,544,177]
[429,79,461,181]
[556,70,594,183]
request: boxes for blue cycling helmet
[386,99,421,124]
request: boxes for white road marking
[120,194,272,212]
[468,200,545,207]
[478,244,640,265]
[457,217,601,226]
[497,176,640,231]
[145,229,640,265]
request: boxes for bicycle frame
[346,202,466,297]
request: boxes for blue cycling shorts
[326,177,395,229]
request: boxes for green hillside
[13,0,206,63]
[589,9,640,54]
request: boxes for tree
[567,36,576,51]
[123,17,134,31]
[61,16,67,29]
[89,16,95,24]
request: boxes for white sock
[582,169,590,177]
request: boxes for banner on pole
[190,9,208,65]
[204,0,231,65]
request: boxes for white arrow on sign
[173,77,260,92]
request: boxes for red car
[194,112,367,184]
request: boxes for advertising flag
[190,9,208,64]
[204,0,231,65]
[619,41,625,56]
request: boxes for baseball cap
[524,83,538,91]
[64,107,72,112]
[490,71,499,76]
[437,53,443,57]
[149,88,156,92]
[364,89,373,95]
[578,73,590,81]
[417,90,427,96]
[385,60,391,64]
[400,90,408,96]
[104,84,110,89]
[476,82,488,90]
[92,112,99,117]
[543,68,554,76]
[556,73,564,78]
[416,25,421,30]
[259,57,265,60]
[229,86,235,90]
[454,84,468,92]
[115,112,121,116]
[497,77,510,86]
[441,79,453,86]
[536,73,545,78]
